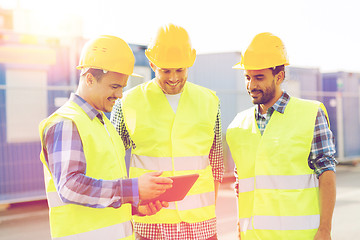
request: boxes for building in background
[0,7,151,204]
[0,7,359,204]
[188,52,360,174]
[321,72,360,162]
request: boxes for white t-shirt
[165,93,181,113]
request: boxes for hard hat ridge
[77,35,141,77]
[145,23,196,68]
[233,32,289,70]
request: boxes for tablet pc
[143,173,199,203]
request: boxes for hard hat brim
[76,65,143,78]
[130,72,143,78]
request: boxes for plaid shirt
[42,93,139,209]
[234,92,337,194]
[110,96,224,240]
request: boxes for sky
[1,0,360,72]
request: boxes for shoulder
[186,81,217,98]
[239,106,256,118]
[42,116,76,142]
[290,96,322,108]
[228,107,255,127]
[123,81,153,97]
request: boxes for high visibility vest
[226,97,327,240]
[39,100,134,240]
[122,80,219,224]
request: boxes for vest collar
[70,93,101,121]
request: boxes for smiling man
[39,35,173,240]
[226,32,337,240]
[111,24,224,240]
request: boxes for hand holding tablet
[141,173,199,204]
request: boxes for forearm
[318,170,336,233]
[58,174,139,208]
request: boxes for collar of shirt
[70,93,102,121]
[255,91,291,119]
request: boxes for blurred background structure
[0,0,359,208]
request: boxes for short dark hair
[269,65,285,77]
[86,68,106,82]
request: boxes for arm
[208,105,225,204]
[314,171,336,240]
[43,119,138,208]
[44,119,172,211]
[308,107,337,239]
[234,167,242,239]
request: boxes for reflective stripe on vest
[239,215,320,231]
[165,191,215,210]
[227,97,324,239]
[53,221,133,240]
[131,155,209,171]
[238,174,319,193]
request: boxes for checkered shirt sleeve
[209,105,225,182]
[42,118,139,208]
[308,107,338,178]
[110,99,134,150]
[41,94,139,208]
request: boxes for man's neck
[258,90,283,114]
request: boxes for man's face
[151,63,188,95]
[244,68,277,105]
[87,71,128,112]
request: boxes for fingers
[146,202,157,214]
[139,200,168,216]
[160,201,169,208]
[153,176,173,185]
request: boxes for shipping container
[322,72,360,162]
[0,33,57,203]
[284,66,322,101]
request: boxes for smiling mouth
[250,90,262,97]
[108,98,117,104]
[167,81,179,87]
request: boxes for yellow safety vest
[226,97,327,240]
[39,100,134,240]
[122,80,219,224]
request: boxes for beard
[248,80,276,105]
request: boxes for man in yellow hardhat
[39,35,173,240]
[226,32,337,240]
[111,24,224,240]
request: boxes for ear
[85,73,94,86]
[276,71,285,85]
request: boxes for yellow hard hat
[76,35,141,77]
[233,32,289,70]
[145,23,196,68]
